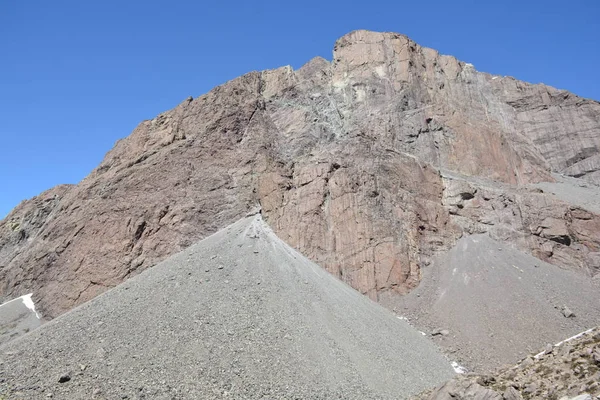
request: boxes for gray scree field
[0,215,454,400]
[384,233,600,372]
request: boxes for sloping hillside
[0,215,454,399]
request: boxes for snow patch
[22,293,41,319]
[451,361,468,374]
[534,327,595,359]
[0,293,42,319]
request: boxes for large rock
[1,30,599,318]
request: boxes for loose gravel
[0,215,455,399]
[383,234,600,373]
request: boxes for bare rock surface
[384,234,600,372]
[415,327,600,400]
[1,30,599,321]
[0,215,455,399]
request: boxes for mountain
[0,215,454,399]
[1,30,599,323]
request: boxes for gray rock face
[0,30,599,319]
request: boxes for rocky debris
[384,234,600,371]
[563,306,576,318]
[0,30,599,320]
[0,215,455,399]
[415,327,600,400]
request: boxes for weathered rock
[1,30,599,319]
[502,387,523,400]
[423,379,502,400]
[415,327,600,400]
[563,306,576,318]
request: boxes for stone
[562,306,575,318]
[58,373,70,383]
[503,387,523,400]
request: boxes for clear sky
[1,0,599,218]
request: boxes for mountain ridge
[1,29,599,320]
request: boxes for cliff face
[1,30,599,318]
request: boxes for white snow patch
[534,327,595,359]
[21,293,41,319]
[0,293,42,319]
[397,316,409,321]
[451,361,468,374]
[452,268,457,276]
[420,331,426,336]
[492,76,499,80]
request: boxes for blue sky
[1,0,599,218]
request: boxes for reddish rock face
[1,30,599,318]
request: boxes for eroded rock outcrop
[417,328,600,400]
[1,30,599,318]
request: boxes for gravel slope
[382,234,600,373]
[532,173,600,214]
[0,294,43,346]
[0,214,454,400]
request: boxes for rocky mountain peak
[1,30,599,323]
